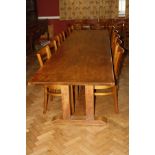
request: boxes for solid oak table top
[29,30,115,86]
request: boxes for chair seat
[47,86,61,96]
[94,85,115,96]
[44,85,75,114]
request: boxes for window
[119,0,126,17]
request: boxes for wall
[36,0,128,44]
[36,0,73,36]
[37,0,59,16]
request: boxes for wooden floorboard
[26,55,129,155]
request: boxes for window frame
[118,0,126,17]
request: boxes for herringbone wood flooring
[26,56,129,155]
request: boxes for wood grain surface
[29,30,115,86]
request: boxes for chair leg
[43,86,48,114]
[113,86,119,113]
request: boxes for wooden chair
[48,39,58,53]
[36,45,52,67]
[111,30,120,50]
[64,29,69,38]
[65,27,71,37]
[61,31,66,41]
[58,33,63,44]
[73,23,82,30]
[94,43,125,113]
[54,35,61,47]
[111,37,122,58]
[111,26,119,35]
[36,45,62,114]
[113,43,125,79]
[71,25,74,31]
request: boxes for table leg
[52,85,106,125]
[74,85,79,100]
[61,85,71,120]
[85,85,94,120]
[70,85,75,114]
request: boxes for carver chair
[94,42,125,113]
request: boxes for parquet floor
[26,55,129,155]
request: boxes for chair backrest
[49,39,57,52]
[54,35,61,47]
[64,29,69,38]
[113,43,125,80]
[71,25,74,31]
[73,23,82,30]
[111,30,119,48]
[112,37,122,57]
[65,27,71,37]
[58,33,63,44]
[61,31,66,41]
[36,45,52,67]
